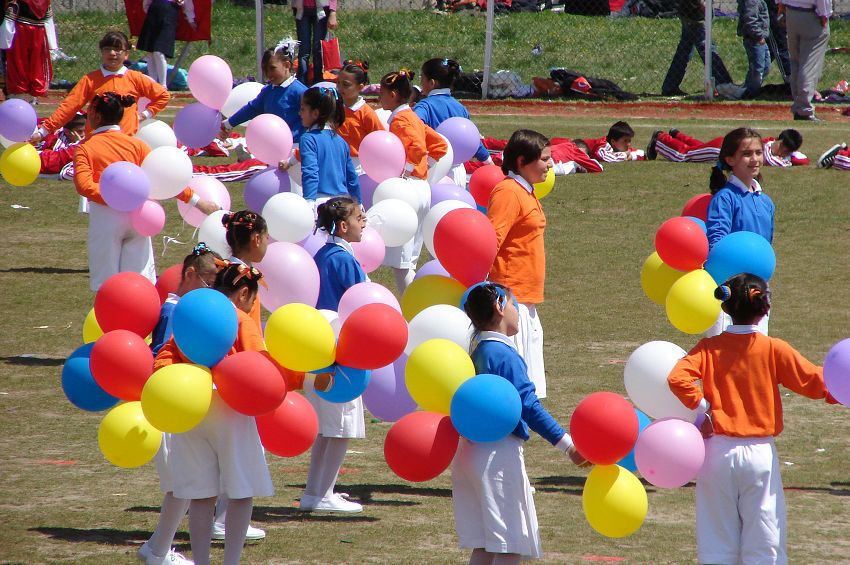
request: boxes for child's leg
[673,131,705,148]
[119,233,157,286]
[223,497,253,565]
[491,554,521,565]
[738,440,786,564]
[188,497,216,565]
[214,496,228,527]
[147,492,190,556]
[146,52,168,87]
[87,204,131,291]
[316,437,350,499]
[655,132,693,162]
[834,148,850,170]
[304,434,331,499]
[469,548,494,565]
[696,437,742,565]
[392,267,416,294]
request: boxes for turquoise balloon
[61,343,120,412]
[172,288,238,367]
[617,409,652,473]
[450,374,521,443]
[315,365,371,403]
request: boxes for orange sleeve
[72,144,107,205]
[773,339,830,401]
[175,187,194,203]
[487,184,521,251]
[667,344,707,410]
[153,336,189,370]
[391,116,426,172]
[425,124,448,160]
[364,106,385,133]
[133,71,171,117]
[41,74,94,134]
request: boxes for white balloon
[0,133,14,148]
[136,119,177,150]
[623,341,698,421]
[319,309,342,338]
[287,159,302,192]
[262,192,314,243]
[221,81,265,120]
[366,198,418,247]
[405,304,472,355]
[423,199,474,258]
[142,146,193,199]
[373,177,422,213]
[197,209,232,258]
[427,133,454,186]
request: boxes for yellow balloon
[406,338,475,414]
[0,142,40,186]
[533,167,555,199]
[265,303,336,372]
[141,363,212,433]
[582,464,648,538]
[401,275,467,321]
[82,307,103,344]
[640,252,686,305]
[665,269,721,334]
[98,401,163,468]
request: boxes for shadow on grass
[1,355,66,366]
[0,266,87,274]
[251,506,380,523]
[30,526,189,548]
[783,483,850,497]
[285,482,452,503]
[534,475,668,495]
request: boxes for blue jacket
[150,297,178,355]
[228,78,308,142]
[471,333,566,445]
[314,241,367,311]
[414,91,490,163]
[706,177,775,247]
[300,126,361,202]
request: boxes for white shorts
[513,303,546,399]
[696,435,787,565]
[452,435,542,559]
[154,432,175,494]
[168,392,274,500]
[382,179,430,270]
[705,309,770,337]
[87,202,156,291]
[304,378,366,438]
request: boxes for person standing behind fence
[780,0,832,120]
[292,0,337,85]
[137,0,195,87]
[738,0,771,99]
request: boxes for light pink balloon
[130,200,166,236]
[187,55,233,110]
[246,114,294,166]
[634,418,706,488]
[359,130,405,183]
[256,241,320,311]
[351,226,385,273]
[337,282,400,322]
[178,176,232,228]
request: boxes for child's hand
[567,444,591,468]
[314,372,333,392]
[278,159,291,172]
[29,131,43,144]
[218,123,230,140]
[195,199,221,215]
[697,412,714,439]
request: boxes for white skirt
[513,303,546,399]
[154,432,175,494]
[303,378,366,438]
[87,202,156,291]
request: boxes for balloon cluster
[0,99,40,186]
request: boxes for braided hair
[714,273,771,323]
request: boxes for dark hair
[99,31,131,52]
[421,57,462,89]
[606,121,634,143]
[261,43,297,71]
[409,85,423,106]
[462,282,511,337]
[380,68,415,102]
[181,242,222,279]
[571,138,591,154]
[315,196,358,236]
[341,60,369,85]
[709,127,763,194]
[501,129,550,175]
[89,91,135,126]
[777,129,802,153]
[714,273,770,322]
[213,263,263,298]
[221,210,268,254]
[63,113,87,131]
[302,86,345,130]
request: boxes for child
[36,113,86,180]
[221,38,308,148]
[647,128,808,167]
[414,57,493,185]
[300,196,367,514]
[817,142,850,170]
[456,282,587,563]
[31,31,169,142]
[2,0,52,104]
[335,60,385,170]
[137,0,195,86]
[668,273,834,565]
[292,0,338,85]
[378,68,448,292]
[298,86,361,204]
[580,121,645,163]
[467,136,602,177]
[737,0,770,99]
[705,127,774,336]
[73,91,217,290]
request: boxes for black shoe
[661,88,688,96]
[669,128,679,139]
[816,143,846,169]
[793,113,821,121]
[646,130,662,161]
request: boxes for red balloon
[569,392,639,465]
[384,411,459,482]
[256,391,318,457]
[654,216,709,272]
[681,193,712,222]
[155,264,182,304]
[433,208,498,287]
[468,164,505,208]
[89,329,154,401]
[336,303,408,370]
[212,351,287,416]
[94,272,161,337]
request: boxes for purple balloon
[414,259,450,280]
[298,230,326,257]
[0,99,38,143]
[430,182,476,208]
[436,116,481,166]
[173,102,221,149]
[244,167,291,213]
[358,173,379,209]
[99,161,151,212]
[825,338,850,407]
[362,354,417,422]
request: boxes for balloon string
[162,235,190,257]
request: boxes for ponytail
[302,86,345,131]
[380,68,415,101]
[421,57,462,89]
[714,273,770,322]
[89,91,135,126]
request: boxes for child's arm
[133,71,170,120]
[344,152,361,204]
[153,336,188,370]
[424,124,448,161]
[390,119,427,177]
[224,87,267,129]
[72,145,107,205]
[773,338,835,402]
[487,185,521,251]
[705,190,735,247]
[36,76,93,138]
[596,143,631,163]
[299,134,320,201]
[667,345,708,410]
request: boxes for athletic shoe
[817,143,846,169]
[661,88,687,97]
[210,522,266,541]
[715,83,745,100]
[137,542,193,565]
[793,113,821,121]
[300,493,363,513]
[645,130,662,161]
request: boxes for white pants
[696,436,786,565]
[705,309,770,338]
[87,202,156,291]
[382,179,431,270]
[304,378,366,438]
[514,303,546,398]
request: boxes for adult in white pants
[782,0,832,120]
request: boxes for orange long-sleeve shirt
[41,67,169,137]
[338,100,385,158]
[388,107,447,179]
[668,331,832,437]
[487,175,546,304]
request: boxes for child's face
[339,207,366,243]
[251,230,269,263]
[725,137,763,182]
[336,71,362,105]
[500,293,520,337]
[233,287,257,314]
[299,100,320,128]
[610,135,632,153]
[265,57,291,85]
[100,44,129,72]
[184,266,218,293]
[378,86,402,110]
[771,140,791,158]
[517,146,553,186]
[64,124,86,142]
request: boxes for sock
[317,437,350,499]
[392,267,416,294]
[304,435,330,498]
[214,496,228,527]
[188,497,216,565]
[147,492,190,556]
[222,497,253,565]
[147,52,168,86]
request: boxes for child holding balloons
[335,60,385,170]
[299,196,367,513]
[458,282,587,563]
[668,273,835,565]
[222,210,269,330]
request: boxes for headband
[459,281,509,311]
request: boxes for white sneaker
[210,522,266,541]
[311,493,363,513]
[137,542,193,565]
[817,143,846,169]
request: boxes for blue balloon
[315,365,371,403]
[617,409,651,472]
[684,216,707,233]
[61,343,119,411]
[450,374,521,443]
[172,288,238,367]
[704,230,776,284]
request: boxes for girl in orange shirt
[335,60,384,172]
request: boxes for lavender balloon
[173,102,221,149]
[363,355,417,422]
[0,99,37,142]
[436,116,481,166]
[358,173,379,209]
[430,182,476,208]
[298,230,326,257]
[824,338,850,407]
[414,259,450,280]
[244,167,291,213]
[99,161,151,212]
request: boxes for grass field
[1,109,850,564]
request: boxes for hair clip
[747,287,762,301]
[717,285,732,301]
[213,257,232,271]
[442,58,449,66]
[714,160,724,171]
[233,263,268,288]
[459,281,509,311]
[273,37,300,58]
[192,242,211,256]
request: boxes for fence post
[481,0,495,100]
[255,0,265,80]
[704,0,714,100]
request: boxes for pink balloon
[246,114,294,166]
[337,282,400,322]
[351,226,385,273]
[298,230,326,257]
[178,176,232,228]
[187,55,234,110]
[359,130,405,183]
[130,200,166,236]
[256,241,320,310]
[634,418,706,488]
